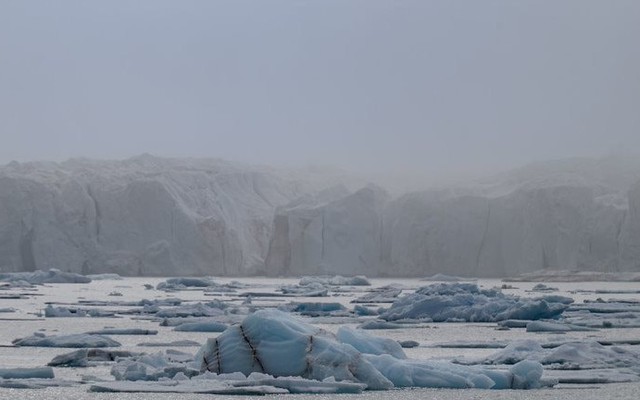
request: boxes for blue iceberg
[193,309,545,390]
[381,283,569,322]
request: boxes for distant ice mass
[2,154,640,277]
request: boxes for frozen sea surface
[1,277,640,399]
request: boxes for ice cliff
[266,156,640,277]
[0,155,356,276]
[2,155,640,277]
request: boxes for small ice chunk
[85,328,158,335]
[174,321,228,332]
[137,340,201,347]
[525,321,595,332]
[0,268,91,284]
[48,349,140,367]
[156,277,217,290]
[299,275,370,286]
[0,367,54,379]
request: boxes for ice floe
[381,283,569,322]
[173,321,228,332]
[0,368,54,379]
[0,269,91,284]
[48,349,141,367]
[299,275,371,286]
[13,333,121,348]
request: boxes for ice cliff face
[0,155,357,276]
[2,155,640,277]
[266,156,640,277]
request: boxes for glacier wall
[265,157,640,277]
[0,156,356,276]
[2,155,640,277]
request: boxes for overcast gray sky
[1,1,639,181]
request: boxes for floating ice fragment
[299,275,370,286]
[48,349,141,367]
[0,367,54,379]
[174,321,228,332]
[0,269,91,284]
[85,328,158,335]
[525,321,595,332]
[13,333,121,348]
[382,283,568,322]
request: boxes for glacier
[2,155,640,277]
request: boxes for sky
[1,0,639,183]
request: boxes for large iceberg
[192,309,545,390]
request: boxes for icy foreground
[2,276,640,397]
[4,155,640,277]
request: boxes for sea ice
[0,269,91,284]
[156,277,217,290]
[48,349,141,367]
[288,302,347,316]
[85,328,158,335]
[173,321,228,332]
[525,321,595,332]
[470,339,640,373]
[381,283,568,322]
[13,333,121,348]
[299,275,371,286]
[351,287,402,303]
[0,367,54,379]
[137,340,201,347]
[358,320,406,329]
[155,302,226,318]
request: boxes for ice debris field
[2,269,640,398]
